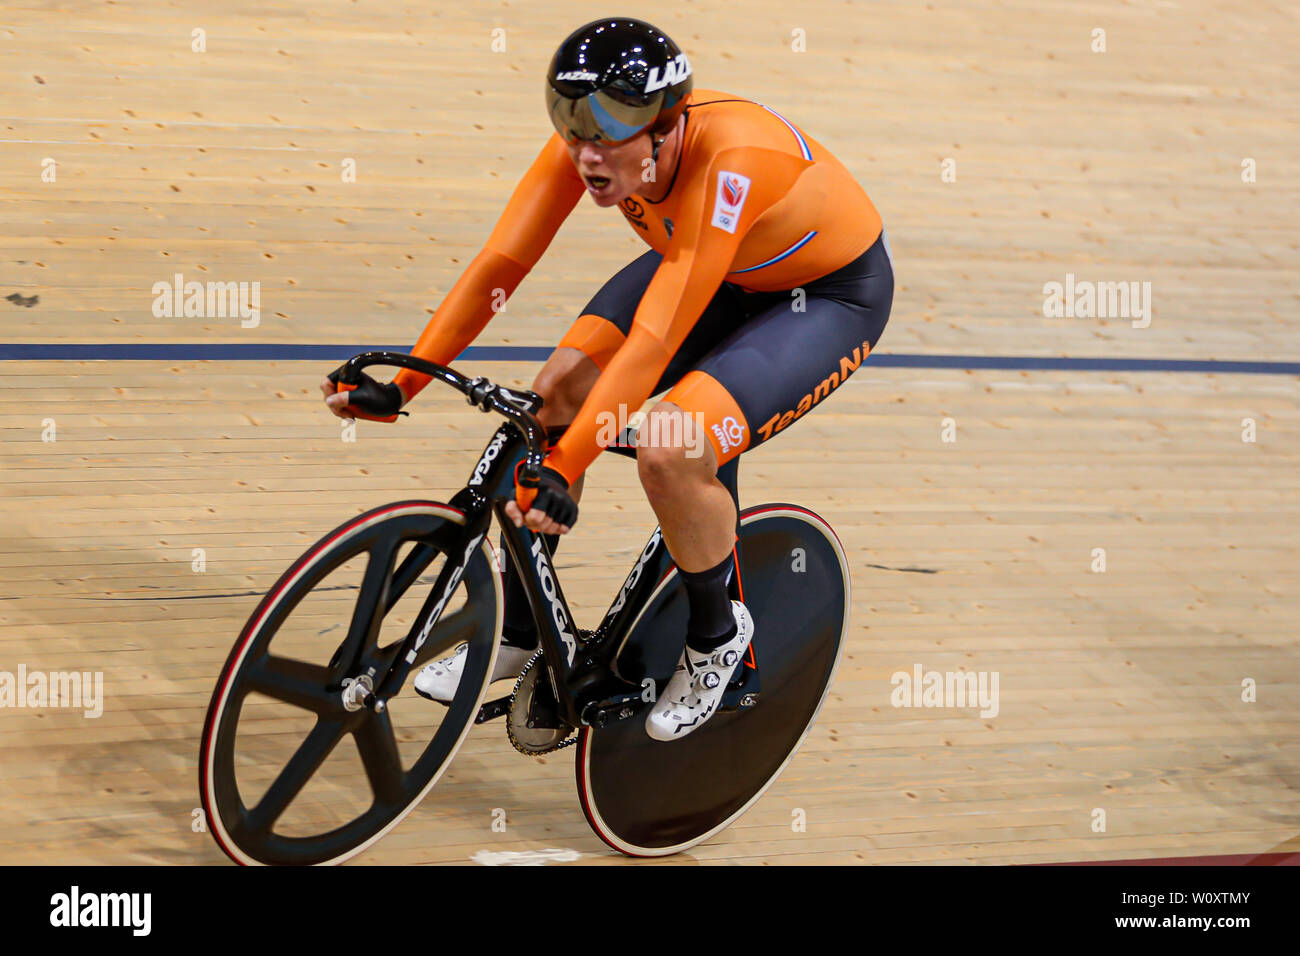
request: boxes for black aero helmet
[546,17,693,146]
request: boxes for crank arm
[475,696,512,723]
[580,691,645,728]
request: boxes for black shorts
[557,230,894,462]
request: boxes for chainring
[505,650,577,755]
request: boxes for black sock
[681,551,737,653]
[500,531,558,650]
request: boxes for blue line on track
[0,343,1297,375]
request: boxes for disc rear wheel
[577,505,849,856]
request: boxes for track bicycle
[199,351,850,865]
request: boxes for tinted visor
[546,88,663,145]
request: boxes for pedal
[719,687,759,713]
[580,691,644,728]
[475,695,511,723]
[719,659,760,712]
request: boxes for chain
[504,650,578,756]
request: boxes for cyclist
[323,17,893,740]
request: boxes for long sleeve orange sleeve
[394,134,585,399]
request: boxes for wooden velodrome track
[2,1,1297,865]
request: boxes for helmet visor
[546,88,662,145]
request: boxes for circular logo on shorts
[711,415,747,454]
[722,416,745,444]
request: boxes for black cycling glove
[518,465,579,529]
[327,369,407,423]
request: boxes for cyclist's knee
[637,403,714,497]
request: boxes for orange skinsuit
[391,91,884,498]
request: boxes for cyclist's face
[566,133,653,207]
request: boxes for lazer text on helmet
[645,54,691,94]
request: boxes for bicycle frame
[333,351,743,729]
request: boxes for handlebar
[333,351,547,484]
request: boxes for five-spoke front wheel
[199,501,502,866]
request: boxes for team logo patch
[711,171,751,234]
[723,177,744,206]
[710,415,747,455]
[620,197,648,231]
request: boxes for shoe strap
[712,647,741,668]
[693,669,723,692]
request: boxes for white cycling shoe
[645,601,754,742]
[413,641,535,703]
